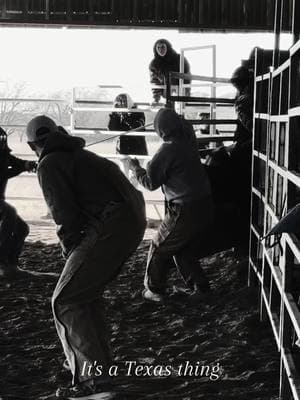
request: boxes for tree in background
[0,81,71,141]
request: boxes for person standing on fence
[149,39,191,104]
[0,127,36,280]
[25,115,146,399]
[128,108,213,304]
[108,93,148,186]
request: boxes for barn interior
[0,1,300,399]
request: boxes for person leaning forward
[128,108,214,304]
[25,116,146,400]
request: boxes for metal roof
[0,0,293,32]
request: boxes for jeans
[145,197,214,295]
[52,202,146,384]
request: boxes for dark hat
[26,115,58,143]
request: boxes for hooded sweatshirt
[149,39,191,101]
[37,129,145,255]
[134,108,211,204]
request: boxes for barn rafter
[0,0,294,32]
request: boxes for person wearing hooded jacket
[149,39,191,103]
[128,108,214,303]
[0,127,36,279]
[25,115,146,399]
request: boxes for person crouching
[25,116,146,399]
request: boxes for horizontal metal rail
[0,97,67,102]
[189,119,238,125]
[170,95,235,104]
[185,102,234,108]
[72,106,159,112]
[170,71,232,84]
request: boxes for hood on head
[114,93,134,109]
[39,127,85,160]
[153,39,174,58]
[154,108,196,144]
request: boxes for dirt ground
[0,238,279,400]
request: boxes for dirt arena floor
[0,237,280,400]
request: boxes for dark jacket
[37,130,146,255]
[0,148,28,200]
[232,66,254,143]
[133,108,211,204]
[108,109,148,155]
[149,39,191,102]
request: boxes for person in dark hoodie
[149,39,191,103]
[0,127,36,279]
[25,115,146,400]
[128,108,213,303]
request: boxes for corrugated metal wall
[0,0,293,31]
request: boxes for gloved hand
[25,161,38,173]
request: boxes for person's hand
[25,161,38,173]
[127,157,141,171]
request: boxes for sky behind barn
[0,27,293,101]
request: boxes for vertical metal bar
[273,0,283,69]
[70,87,75,133]
[166,73,171,107]
[248,47,259,289]
[293,0,300,44]
[179,49,185,116]
[211,45,217,135]
[279,239,290,400]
